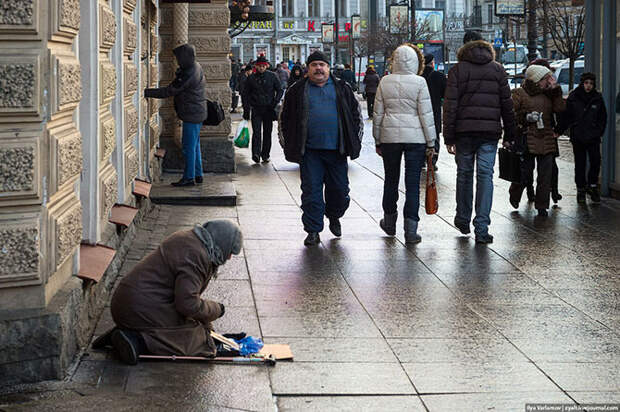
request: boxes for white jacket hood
[391,45,420,75]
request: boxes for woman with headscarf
[104,220,243,365]
[287,64,304,88]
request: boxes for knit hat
[424,53,434,65]
[580,72,596,87]
[307,50,330,65]
[525,64,552,83]
[255,55,269,66]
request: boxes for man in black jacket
[341,64,356,91]
[145,44,206,187]
[279,51,364,246]
[241,55,283,163]
[556,72,607,203]
[422,54,447,169]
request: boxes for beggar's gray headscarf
[193,220,243,268]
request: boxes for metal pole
[601,0,616,196]
[526,0,537,61]
[335,0,340,63]
[411,0,416,42]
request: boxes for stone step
[150,174,237,206]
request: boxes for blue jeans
[300,149,350,233]
[182,122,203,180]
[454,138,498,236]
[381,143,426,221]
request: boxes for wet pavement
[2,111,619,411]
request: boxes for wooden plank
[78,244,116,283]
[132,178,152,198]
[210,331,240,350]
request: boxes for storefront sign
[494,0,526,16]
[281,21,295,30]
[308,20,316,31]
[249,20,273,30]
[321,23,334,43]
[389,5,409,34]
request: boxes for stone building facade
[0,0,232,385]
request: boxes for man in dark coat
[443,30,516,244]
[103,220,242,365]
[341,64,356,90]
[363,66,380,118]
[145,44,206,187]
[556,72,607,203]
[242,55,283,163]
[421,54,447,168]
[279,51,364,246]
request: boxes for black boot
[304,232,320,246]
[551,190,562,203]
[92,327,117,349]
[577,187,587,204]
[379,213,397,236]
[171,178,195,187]
[328,218,342,237]
[111,329,144,365]
[588,185,601,203]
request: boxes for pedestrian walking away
[279,50,364,246]
[241,55,284,163]
[443,30,516,244]
[100,220,242,365]
[341,64,357,91]
[373,44,436,243]
[556,72,607,204]
[276,61,290,91]
[144,43,206,187]
[509,64,566,216]
[363,66,380,119]
[421,53,447,169]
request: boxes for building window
[282,0,293,17]
[435,0,445,9]
[308,0,319,17]
[338,0,347,17]
[487,3,493,25]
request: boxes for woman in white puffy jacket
[373,43,436,243]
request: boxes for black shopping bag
[498,148,522,184]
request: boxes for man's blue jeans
[182,122,203,180]
[454,138,498,237]
[381,143,426,221]
[300,149,350,233]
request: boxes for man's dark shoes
[537,208,548,217]
[454,218,471,235]
[577,188,587,204]
[195,176,203,184]
[328,218,342,237]
[92,327,117,349]
[171,178,195,187]
[252,155,260,163]
[261,156,270,163]
[111,329,140,365]
[588,186,601,203]
[475,233,494,244]
[509,197,519,209]
[551,190,562,203]
[304,232,320,246]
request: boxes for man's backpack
[203,100,225,126]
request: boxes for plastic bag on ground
[236,336,264,356]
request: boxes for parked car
[553,59,584,95]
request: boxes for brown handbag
[425,153,438,215]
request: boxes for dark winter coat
[422,65,447,134]
[442,40,516,145]
[556,85,607,144]
[242,69,284,111]
[288,65,304,87]
[144,44,207,124]
[363,71,380,94]
[237,71,249,94]
[279,75,364,164]
[110,230,224,357]
[341,69,356,89]
[512,80,566,155]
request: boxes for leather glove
[218,303,225,318]
[425,147,436,157]
[242,111,250,121]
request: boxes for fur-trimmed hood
[391,44,424,75]
[457,40,495,65]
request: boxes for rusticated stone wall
[158,1,234,173]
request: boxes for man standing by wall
[279,51,364,246]
[443,31,516,244]
[421,54,447,169]
[242,55,283,163]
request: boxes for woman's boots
[380,213,397,236]
[404,218,421,244]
